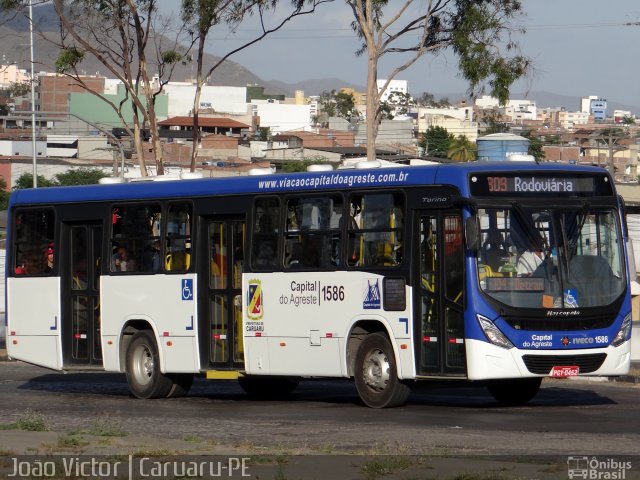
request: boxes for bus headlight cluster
[612,313,632,347]
[477,315,514,349]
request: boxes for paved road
[1,361,639,479]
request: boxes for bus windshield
[477,205,625,309]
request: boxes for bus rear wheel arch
[354,332,411,408]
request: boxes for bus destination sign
[469,173,611,197]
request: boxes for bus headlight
[612,313,632,347]
[477,315,514,349]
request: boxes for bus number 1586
[322,285,345,302]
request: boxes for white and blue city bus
[5,161,632,407]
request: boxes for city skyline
[169,0,640,109]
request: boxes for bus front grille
[522,353,607,374]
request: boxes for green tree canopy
[420,126,454,159]
[447,135,477,162]
[12,168,107,190]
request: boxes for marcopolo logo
[567,456,632,479]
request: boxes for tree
[7,81,31,98]
[419,126,453,158]
[47,0,187,176]
[595,128,628,176]
[12,173,57,190]
[181,0,332,172]
[55,167,108,185]
[521,130,544,162]
[447,135,476,162]
[0,177,9,210]
[347,0,529,161]
[477,108,510,135]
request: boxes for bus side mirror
[465,217,479,252]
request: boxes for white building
[417,107,478,142]
[252,102,312,134]
[557,110,590,129]
[475,95,501,109]
[504,100,537,122]
[0,64,29,87]
[163,83,248,117]
[0,140,46,158]
[377,79,408,103]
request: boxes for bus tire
[487,377,542,406]
[166,374,194,398]
[238,375,300,398]
[354,332,411,408]
[125,331,173,399]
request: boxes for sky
[160,0,640,108]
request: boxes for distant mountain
[0,4,265,90]
[4,6,639,116]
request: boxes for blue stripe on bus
[8,162,610,207]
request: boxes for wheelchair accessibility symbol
[182,279,193,301]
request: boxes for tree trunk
[366,47,379,161]
[190,34,207,172]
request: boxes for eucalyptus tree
[347,0,530,160]
[50,0,187,176]
[181,0,333,172]
[2,0,185,175]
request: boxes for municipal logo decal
[247,279,264,320]
[363,279,381,309]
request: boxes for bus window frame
[282,192,345,271]
[109,201,165,275]
[250,195,281,272]
[11,207,57,277]
[345,190,406,270]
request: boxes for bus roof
[9,162,612,207]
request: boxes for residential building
[40,74,106,114]
[251,102,312,134]
[557,110,590,129]
[377,79,408,103]
[581,95,607,120]
[162,83,247,117]
[417,107,478,142]
[0,64,29,87]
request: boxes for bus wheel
[125,331,173,399]
[354,332,411,408]
[166,374,194,398]
[487,378,542,406]
[238,375,300,398]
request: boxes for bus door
[61,222,103,366]
[200,217,246,369]
[415,211,466,376]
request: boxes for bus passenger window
[165,203,192,272]
[283,196,342,269]
[110,204,162,273]
[252,198,279,270]
[347,193,403,268]
[13,210,55,276]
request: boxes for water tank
[477,133,531,162]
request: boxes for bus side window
[284,196,342,269]
[252,198,279,269]
[13,210,55,276]
[165,203,192,273]
[110,204,163,273]
[348,193,404,268]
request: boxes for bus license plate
[550,366,580,378]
